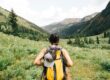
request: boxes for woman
[34,34,73,80]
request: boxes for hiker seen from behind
[34,34,73,80]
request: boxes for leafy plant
[100,59,110,71]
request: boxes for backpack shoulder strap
[41,66,48,80]
[60,48,67,80]
[43,47,51,57]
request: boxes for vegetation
[0,32,110,80]
[84,36,89,44]
[0,7,48,41]
[100,59,110,71]
[55,1,110,38]
[109,36,110,44]
[7,9,18,33]
[96,36,100,44]
[104,32,107,38]
[67,39,72,44]
[0,32,45,80]
[0,1,110,80]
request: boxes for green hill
[80,1,110,36]
[58,1,110,38]
[0,7,48,40]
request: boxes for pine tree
[74,35,81,45]
[7,9,18,33]
[84,37,88,44]
[108,36,110,44]
[67,39,72,45]
[96,36,100,44]
[89,38,94,44]
[104,32,107,38]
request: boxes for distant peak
[61,18,81,25]
[81,12,98,22]
[106,1,110,9]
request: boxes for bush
[84,37,89,44]
[108,36,110,44]
[4,66,25,79]
[93,71,109,80]
[88,38,95,44]
[96,36,100,44]
[74,35,81,45]
[0,56,14,71]
[67,39,72,45]
[100,59,110,71]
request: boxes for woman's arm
[62,49,73,67]
[34,48,46,66]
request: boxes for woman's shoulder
[61,48,68,54]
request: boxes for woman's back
[34,34,73,80]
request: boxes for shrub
[96,36,100,44]
[104,32,107,38]
[93,71,109,80]
[74,35,81,45]
[88,38,95,44]
[4,66,25,79]
[108,36,110,44]
[84,37,89,44]
[0,57,14,71]
[67,39,72,45]
[100,59,110,71]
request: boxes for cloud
[0,0,37,21]
[0,0,109,26]
[35,5,104,26]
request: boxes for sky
[0,0,109,26]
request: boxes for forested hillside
[58,1,110,38]
[0,7,48,40]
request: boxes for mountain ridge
[0,6,48,40]
[43,12,98,35]
[43,1,110,38]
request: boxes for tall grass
[0,32,110,80]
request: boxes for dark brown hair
[49,34,59,44]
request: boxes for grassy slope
[0,7,48,35]
[0,32,110,80]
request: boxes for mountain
[43,12,98,36]
[43,18,81,33]
[60,18,81,25]
[58,1,110,38]
[58,12,98,37]
[0,7,48,40]
[81,12,98,22]
[80,1,110,36]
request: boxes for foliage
[108,35,110,44]
[88,38,95,44]
[7,9,18,33]
[67,39,73,45]
[55,1,110,38]
[100,59,110,71]
[0,7,48,41]
[84,37,89,44]
[74,35,81,45]
[96,36,100,44]
[0,32,110,80]
[104,32,107,38]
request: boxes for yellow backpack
[41,47,67,80]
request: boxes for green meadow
[0,32,110,80]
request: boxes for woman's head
[49,33,59,45]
